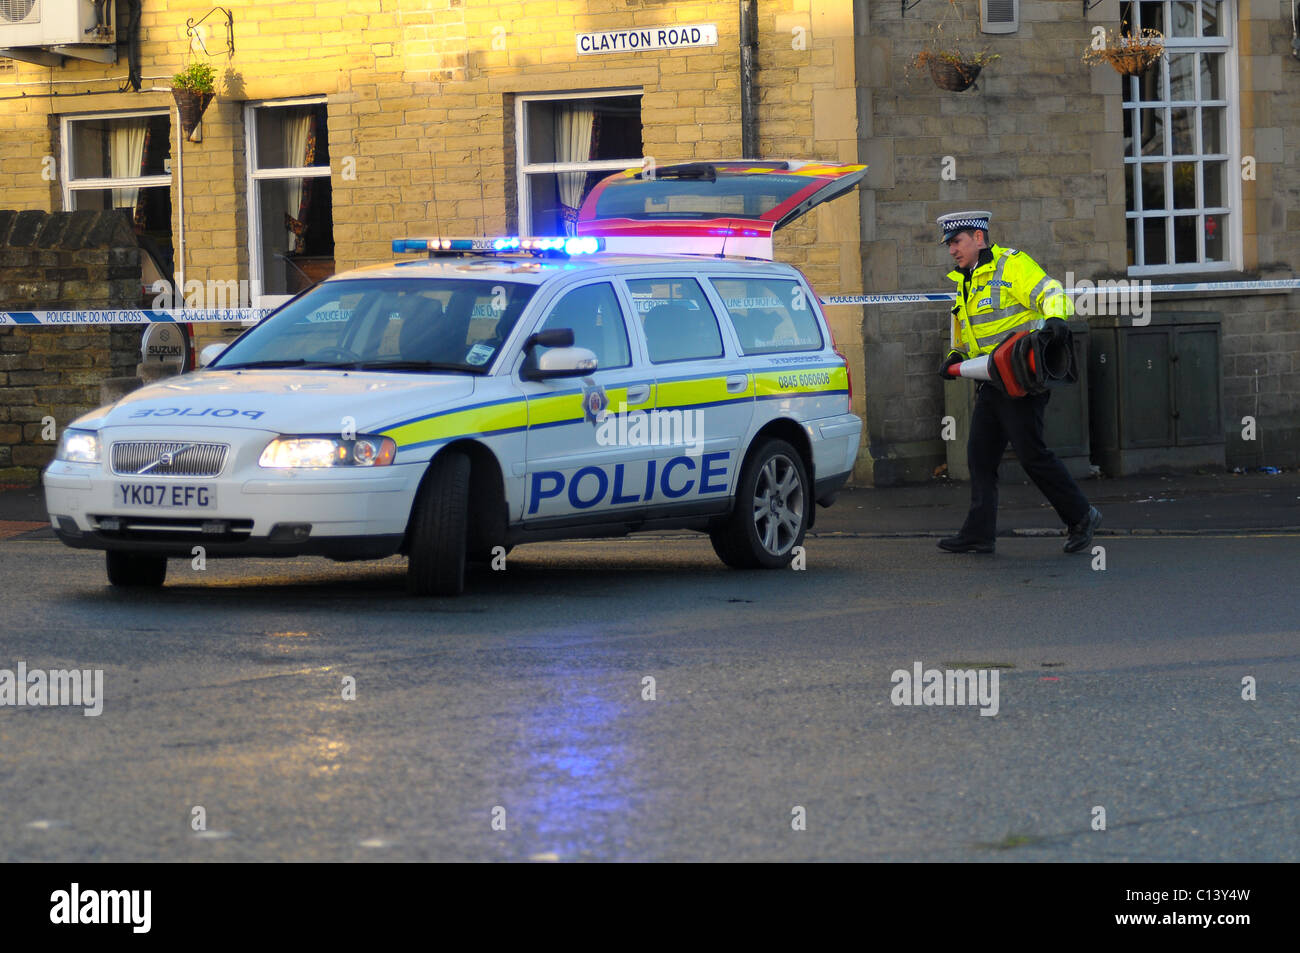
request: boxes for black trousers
[960,383,1091,542]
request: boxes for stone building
[0,0,1295,485]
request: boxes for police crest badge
[582,381,609,424]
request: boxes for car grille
[110,441,229,477]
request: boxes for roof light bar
[391,236,605,257]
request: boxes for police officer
[935,210,1101,555]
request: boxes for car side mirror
[522,327,591,379]
[524,328,575,350]
[523,345,598,380]
[199,343,227,367]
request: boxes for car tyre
[710,438,809,569]
[407,449,471,596]
[106,551,168,587]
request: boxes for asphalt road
[1,530,1297,862]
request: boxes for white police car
[44,164,864,595]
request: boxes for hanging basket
[1083,29,1166,77]
[930,59,981,92]
[172,89,215,138]
[1102,45,1164,77]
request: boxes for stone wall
[1211,292,1300,468]
[855,0,1300,482]
[0,210,141,484]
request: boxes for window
[515,91,643,236]
[215,278,536,372]
[710,277,823,355]
[595,175,811,222]
[62,112,174,287]
[1121,0,1237,273]
[246,99,333,302]
[535,282,631,370]
[627,278,725,364]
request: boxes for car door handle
[725,374,749,393]
[626,384,651,406]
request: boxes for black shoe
[1063,506,1102,553]
[938,535,995,554]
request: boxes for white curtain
[109,119,147,209]
[282,108,312,251]
[554,103,594,236]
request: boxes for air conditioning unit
[980,0,1019,34]
[0,0,117,65]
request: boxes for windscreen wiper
[216,359,313,369]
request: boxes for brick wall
[1,0,1293,485]
[0,210,141,484]
[0,0,870,471]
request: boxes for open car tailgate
[577,159,867,259]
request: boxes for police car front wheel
[407,450,471,596]
[106,551,168,588]
[710,439,809,569]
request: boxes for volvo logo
[137,444,195,474]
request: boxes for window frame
[529,278,635,372]
[514,88,644,236]
[625,275,728,366]
[706,275,825,357]
[244,96,332,307]
[1122,0,1241,276]
[60,109,173,211]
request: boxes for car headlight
[56,428,101,464]
[259,435,397,468]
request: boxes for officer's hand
[940,350,964,380]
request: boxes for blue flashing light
[391,236,605,257]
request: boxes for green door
[1122,330,1173,449]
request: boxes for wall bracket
[186,7,235,59]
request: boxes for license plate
[115,483,217,509]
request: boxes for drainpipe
[175,102,185,307]
[739,0,758,158]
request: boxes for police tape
[0,309,271,326]
[1,277,1298,323]
[819,278,1300,306]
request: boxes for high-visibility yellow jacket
[947,245,1073,360]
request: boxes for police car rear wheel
[407,450,470,596]
[710,439,808,569]
[106,551,168,587]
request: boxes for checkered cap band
[937,211,991,243]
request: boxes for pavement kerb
[805,527,1300,539]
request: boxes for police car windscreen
[213,278,536,373]
[593,174,809,221]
